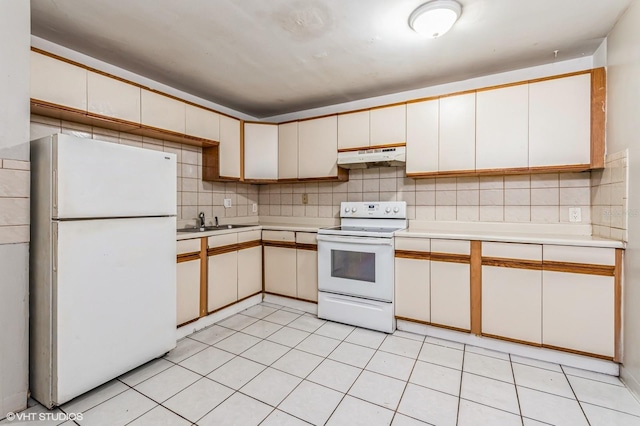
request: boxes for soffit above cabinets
[31,0,631,118]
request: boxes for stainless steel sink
[177,224,256,233]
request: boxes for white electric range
[317,201,407,333]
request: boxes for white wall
[606,0,640,397]
[0,0,30,419]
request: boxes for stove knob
[344,207,350,213]
[385,207,391,213]
[351,207,358,213]
[393,207,400,213]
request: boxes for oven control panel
[340,201,407,219]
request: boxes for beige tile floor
[5,301,640,425]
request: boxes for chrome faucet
[215,216,219,227]
[199,212,205,228]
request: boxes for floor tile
[518,386,588,425]
[241,320,283,339]
[307,359,363,393]
[314,321,356,340]
[379,335,423,358]
[279,380,344,425]
[463,352,514,383]
[188,324,236,345]
[134,365,200,403]
[118,359,174,387]
[328,342,375,368]
[267,326,310,347]
[264,310,302,325]
[366,350,416,381]
[198,392,272,426]
[345,327,387,349]
[391,413,431,425]
[79,389,156,426]
[287,315,326,333]
[418,342,463,370]
[179,346,235,375]
[582,402,640,426]
[242,304,278,319]
[522,419,550,426]
[563,365,625,386]
[424,336,465,351]
[62,379,128,413]
[272,349,324,378]
[295,334,341,357]
[512,362,574,398]
[127,405,191,426]
[260,409,310,426]
[259,301,283,309]
[460,372,520,415]
[348,370,406,410]
[207,356,266,390]
[464,345,510,360]
[281,306,306,315]
[217,313,259,331]
[163,338,208,363]
[213,332,262,355]
[162,378,234,422]
[240,367,302,406]
[457,399,522,426]
[397,383,459,426]
[567,375,640,416]
[240,340,290,365]
[511,354,562,373]
[393,330,425,342]
[410,360,461,396]
[327,395,395,426]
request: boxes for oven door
[317,234,394,302]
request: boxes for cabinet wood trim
[481,333,543,348]
[407,164,591,180]
[470,241,482,335]
[430,252,471,264]
[237,240,262,251]
[199,237,208,317]
[614,248,623,362]
[177,317,200,328]
[482,257,543,271]
[337,142,406,153]
[177,252,200,263]
[543,260,615,277]
[207,291,263,315]
[395,250,431,260]
[296,243,318,252]
[263,291,319,304]
[263,240,298,249]
[590,67,606,169]
[542,343,613,361]
[208,243,241,256]
[396,316,471,333]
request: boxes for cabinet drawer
[395,237,430,252]
[238,229,262,243]
[177,238,201,255]
[296,232,317,245]
[543,245,615,265]
[483,242,541,261]
[263,230,295,243]
[208,232,238,248]
[431,239,470,255]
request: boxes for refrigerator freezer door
[53,216,176,405]
[53,134,176,219]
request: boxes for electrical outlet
[252,203,258,213]
[302,193,308,204]
[223,198,232,208]
[569,207,582,223]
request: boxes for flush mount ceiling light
[409,0,462,38]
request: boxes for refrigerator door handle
[52,224,58,272]
[53,169,57,210]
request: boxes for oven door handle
[317,234,393,246]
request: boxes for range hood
[337,146,406,169]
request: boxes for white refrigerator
[30,134,177,408]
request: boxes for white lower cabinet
[296,232,318,302]
[430,239,471,330]
[207,233,238,312]
[176,259,200,325]
[238,231,263,300]
[394,238,430,323]
[264,231,297,297]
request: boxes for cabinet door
[370,105,406,147]
[482,242,542,344]
[219,115,241,178]
[406,100,439,174]
[177,259,201,326]
[529,74,591,167]
[186,104,220,141]
[238,246,262,300]
[31,51,87,111]
[338,110,370,150]
[208,251,238,312]
[244,123,278,180]
[264,246,297,297]
[87,71,141,123]
[141,89,186,134]
[296,249,318,301]
[439,93,476,172]
[430,239,470,330]
[298,116,338,179]
[278,122,298,179]
[395,238,431,323]
[476,84,529,170]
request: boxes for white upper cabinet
[31,51,87,111]
[406,99,439,174]
[244,123,278,180]
[338,111,370,150]
[476,84,529,170]
[141,89,185,134]
[219,115,241,179]
[298,116,338,179]
[278,122,298,179]
[185,104,220,141]
[87,71,140,124]
[529,74,591,167]
[370,104,407,147]
[439,93,476,172]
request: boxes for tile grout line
[508,353,526,426]
[389,337,421,425]
[560,364,592,426]
[455,343,467,426]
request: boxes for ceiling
[31,0,631,118]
